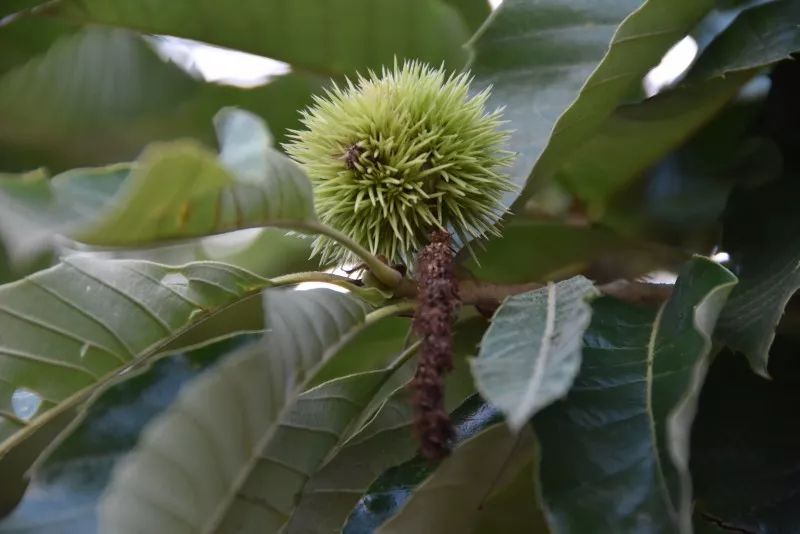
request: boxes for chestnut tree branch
[393,277,673,307]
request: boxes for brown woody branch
[393,277,673,308]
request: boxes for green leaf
[591,87,771,246]
[284,317,486,533]
[0,335,250,531]
[0,108,315,261]
[557,75,750,214]
[196,228,322,279]
[687,0,800,80]
[0,25,322,172]
[0,29,194,132]
[376,425,535,534]
[74,109,315,245]
[534,257,736,532]
[471,276,598,430]
[558,0,800,214]
[0,257,300,460]
[0,28,197,169]
[691,345,800,533]
[460,220,682,284]
[50,0,471,74]
[442,0,491,33]
[716,173,800,376]
[309,316,411,387]
[470,0,714,206]
[284,385,418,534]
[0,18,73,75]
[473,458,549,534]
[342,394,503,532]
[98,288,408,533]
[0,0,48,19]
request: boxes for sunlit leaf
[0,108,314,261]
[472,276,598,430]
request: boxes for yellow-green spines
[285,61,514,266]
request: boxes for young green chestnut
[285,60,514,267]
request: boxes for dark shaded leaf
[376,425,534,533]
[442,0,491,33]
[460,220,683,284]
[470,0,714,207]
[716,173,800,376]
[534,257,736,532]
[558,0,800,216]
[691,343,800,533]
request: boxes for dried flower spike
[413,229,460,460]
[285,60,514,267]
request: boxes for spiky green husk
[285,61,514,267]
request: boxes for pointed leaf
[534,257,736,532]
[470,0,714,207]
[557,76,750,213]
[716,173,800,376]
[98,288,410,533]
[472,276,599,430]
[559,0,800,212]
[0,108,315,261]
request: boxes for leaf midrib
[201,311,391,533]
[514,282,556,429]
[644,302,674,515]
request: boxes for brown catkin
[412,230,460,460]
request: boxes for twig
[278,219,404,289]
[394,278,673,307]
